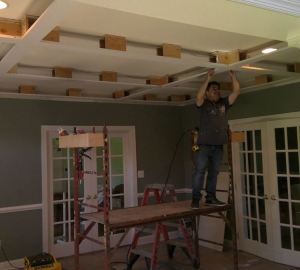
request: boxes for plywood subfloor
[60,245,299,270]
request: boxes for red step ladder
[127,184,200,270]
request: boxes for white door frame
[41,125,137,255]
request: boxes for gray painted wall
[1,81,299,262]
[0,98,185,261]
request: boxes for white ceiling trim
[0,91,183,106]
[232,0,300,17]
[0,0,74,76]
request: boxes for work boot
[205,197,226,206]
[191,199,200,209]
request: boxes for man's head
[206,81,221,102]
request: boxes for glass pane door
[239,129,268,244]
[97,136,125,237]
[273,125,300,254]
[51,136,92,257]
[46,127,136,258]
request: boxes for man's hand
[207,69,215,79]
[229,70,236,79]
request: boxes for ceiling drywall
[0,0,299,106]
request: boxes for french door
[232,117,300,267]
[232,122,274,260]
[267,119,300,266]
[42,126,137,258]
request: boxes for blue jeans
[192,145,223,201]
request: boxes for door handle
[271,194,276,201]
[263,194,268,200]
[93,194,98,199]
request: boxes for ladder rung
[145,184,175,191]
[162,222,180,228]
[166,239,187,248]
[131,248,152,258]
[135,227,155,234]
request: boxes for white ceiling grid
[0,0,299,105]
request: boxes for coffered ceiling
[0,0,300,106]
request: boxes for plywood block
[219,82,232,91]
[99,71,118,82]
[143,94,157,101]
[216,50,240,64]
[168,95,191,102]
[157,43,181,58]
[52,67,73,78]
[43,26,60,42]
[19,85,36,94]
[0,18,22,36]
[22,15,59,41]
[212,50,246,64]
[8,65,18,73]
[66,88,82,96]
[112,90,129,98]
[231,131,245,142]
[287,63,300,73]
[255,74,272,85]
[146,75,169,85]
[22,15,38,34]
[59,133,104,148]
[100,34,127,51]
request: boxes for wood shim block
[255,74,272,85]
[143,94,157,100]
[212,50,246,64]
[100,34,127,51]
[216,50,240,64]
[146,75,168,85]
[66,88,82,96]
[0,18,22,36]
[231,131,245,142]
[43,26,60,42]
[18,85,36,94]
[52,67,73,78]
[219,82,232,91]
[287,63,300,73]
[22,15,59,41]
[22,15,37,34]
[112,90,129,98]
[8,65,18,73]
[157,43,181,58]
[59,133,104,148]
[99,71,118,82]
[168,95,191,102]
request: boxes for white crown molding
[231,0,300,17]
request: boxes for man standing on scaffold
[191,69,240,209]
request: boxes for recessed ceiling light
[0,1,8,9]
[262,48,277,54]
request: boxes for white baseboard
[0,258,23,270]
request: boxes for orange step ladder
[127,184,200,270]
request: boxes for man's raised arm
[228,70,240,105]
[196,69,214,107]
